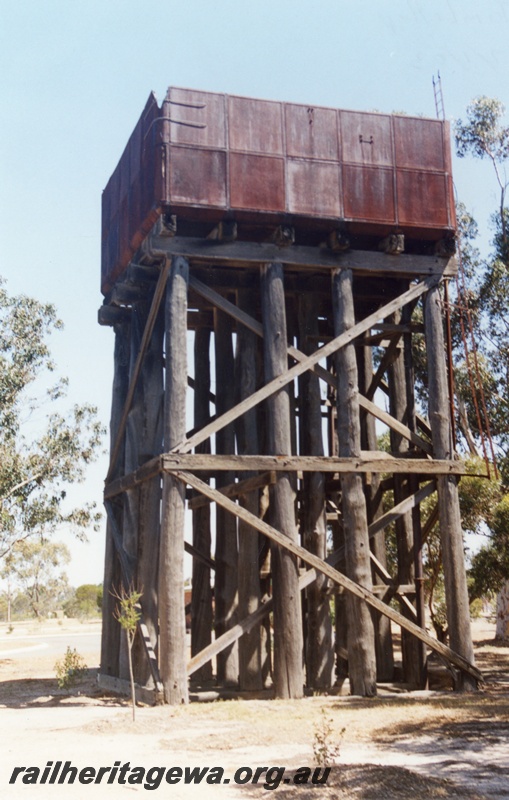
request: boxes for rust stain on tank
[101,86,457,294]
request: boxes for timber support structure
[98,87,480,702]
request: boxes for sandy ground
[0,617,508,799]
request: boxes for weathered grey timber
[101,319,130,678]
[134,300,164,687]
[190,327,213,683]
[298,292,334,690]
[388,307,423,687]
[358,341,394,682]
[261,263,304,699]
[236,288,263,691]
[178,470,482,684]
[145,234,456,277]
[332,268,377,696]
[424,284,477,691]
[159,256,189,704]
[188,275,433,456]
[213,308,239,686]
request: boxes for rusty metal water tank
[101,87,456,294]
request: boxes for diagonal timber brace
[189,274,432,455]
[176,470,482,685]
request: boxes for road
[0,629,101,661]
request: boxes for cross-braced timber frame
[99,229,482,704]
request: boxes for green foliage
[1,540,71,619]
[455,97,509,164]
[312,707,344,767]
[54,646,87,690]
[114,586,142,635]
[113,585,142,720]
[0,277,105,559]
[469,493,509,599]
[63,583,102,618]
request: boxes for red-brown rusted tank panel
[101,87,456,294]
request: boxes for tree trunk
[159,256,189,704]
[261,262,304,699]
[332,267,377,697]
[496,581,509,640]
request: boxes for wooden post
[261,262,304,699]
[159,256,189,704]
[214,308,239,686]
[297,291,334,690]
[191,327,213,684]
[332,268,377,697]
[424,284,477,691]
[236,289,263,691]
[101,318,130,678]
[387,308,423,687]
[120,301,143,683]
[358,339,394,682]
[134,300,164,686]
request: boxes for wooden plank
[103,454,462,502]
[158,453,463,474]
[365,335,402,400]
[190,275,433,455]
[184,540,215,570]
[188,471,276,509]
[369,551,417,619]
[177,470,482,684]
[358,395,432,455]
[367,480,436,538]
[146,234,456,277]
[106,259,171,484]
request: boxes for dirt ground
[0,618,508,799]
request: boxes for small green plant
[112,584,142,721]
[312,707,345,767]
[54,646,87,690]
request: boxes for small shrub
[54,646,87,690]
[312,707,345,767]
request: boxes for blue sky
[1,0,508,586]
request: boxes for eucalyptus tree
[0,277,104,560]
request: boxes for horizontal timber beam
[145,234,456,277]
[103,454,463,500]
[178,470,481,684]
